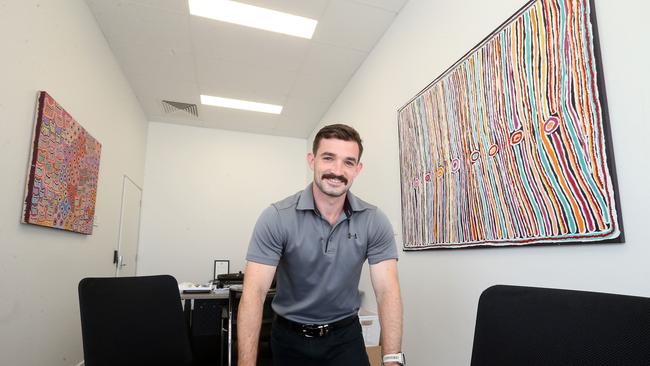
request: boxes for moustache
[321,173,348,185]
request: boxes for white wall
[0,1,148,365]
[137,122,307,283]
[313,0,650,364]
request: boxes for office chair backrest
[470,285,650,366]
[78,275,193,366]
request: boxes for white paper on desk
[178,282,212,292]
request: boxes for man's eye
[345,161,355,166]
[323,156,333,160]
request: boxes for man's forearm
[370,259,404,364]
[377,289,403,355]
[237,291,264,366]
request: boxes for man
[238,124,404,366]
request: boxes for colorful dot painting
[22,92,102,235]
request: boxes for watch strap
[382,352,405,365]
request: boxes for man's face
[308,138,363,198]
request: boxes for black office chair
[221,287,275,366]
[470,285,650,366]
[78,275,194,366]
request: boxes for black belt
[276,314,358,338]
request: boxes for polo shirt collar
[297,183,371,215]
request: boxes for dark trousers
[271,316,370,366]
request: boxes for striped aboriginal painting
[22,92,102,235]
[397,0,622,249]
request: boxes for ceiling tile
[88,0,192,52]
[312,0,396,52]
[241,0,330,19]
[274,99,334,138]
[190,16,310,72]
[283,97,332,118]
[196,56,298,101]
[349,0,408,13]
[302,42,367,78]
[290,71,352,102]
[197,105,281,133]
[127,0,190,14]
[112,45,196,86]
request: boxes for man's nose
[330,160,345,175]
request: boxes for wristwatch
[382,352,406,365]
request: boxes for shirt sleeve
[246,205,285,266]
[366,208,399,265]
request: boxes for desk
[221,288,275,366]
[181,290,230,366]
[181,289,229,301]
[179,288,274,366]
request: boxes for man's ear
[355,161,364,175]
[307,152,315,170]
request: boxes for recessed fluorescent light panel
[189,0,318,39]
[200,95,283,114]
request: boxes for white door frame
[115,174,143,277]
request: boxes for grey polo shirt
[246,183,398,324]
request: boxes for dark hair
[312,124,364,160]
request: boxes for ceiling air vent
[161,100,199,117]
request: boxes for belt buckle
[301,324,329,338]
